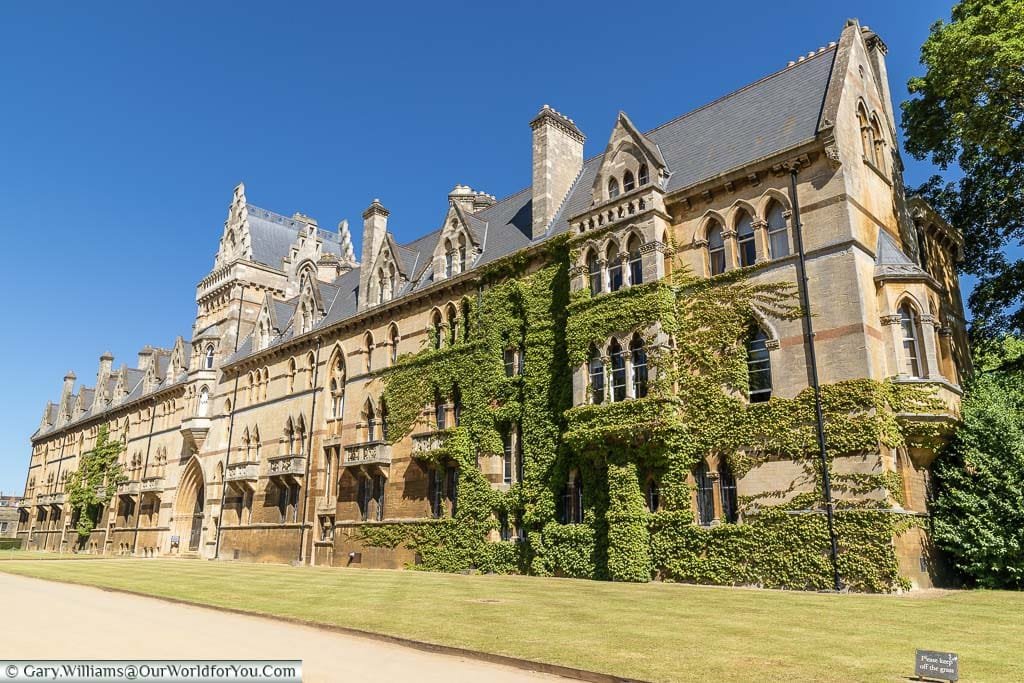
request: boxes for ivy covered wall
[357,237,947,591]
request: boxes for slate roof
[247,206,344,269]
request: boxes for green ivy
[354,239,947,591]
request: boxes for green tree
[65,425,126,539]
[931,336,1024,588]
[901,0,1024,337]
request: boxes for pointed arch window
[446,303,458,345]
[607,242,623,292]
[736,210,756,267]
[609,338,626,402]
[287,358,297,394]
[284,418,296,454]
[719,461,738,524]
[588,345,605,405]
[627,234,643,286]
[630,333,648,398]
[444,238,454,277]
[638,164,649,186]
[870,114,885,170]
[899,303,923,378]
[457,234,467,273]
[707,222,726,275]
[858,103,874,162]
[434,389,447,430]
[608,177,620,199]
[431,309,443,350]
[747,327,772,403]
[389,324,400,365]
[376,269,386,305]
[623,170,635,192]
[380,398,389,441]
[197,386,210,417]
[365,401,377,442]
[586,249,602,295]
[695,462,714,526]
[766,200,790,258]
[330,354,345,419]
[452,385,462,427]
[363,332,374,373]
[461,298,471,340]
[204,345,215,370]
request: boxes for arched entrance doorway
[175,458,206,553]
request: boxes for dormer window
[608,177,620,199]
[458,234,467,273]
[444,238,454,277]
[638,164,649,186]
[623,170,635,193]
[204,345,215,370]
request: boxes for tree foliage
[931,336,1024,588]
[901,0,1024,337]
[65,425,126,539]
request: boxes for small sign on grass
[915,649,958,681]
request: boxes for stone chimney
[531,104,584,240]
[358,199,389,310]
[61,371,76,402]
[97,351,113,385]
[137,345,154,371]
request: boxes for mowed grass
[0,559,1020,682]
[0,549,115,561]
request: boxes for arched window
[204,345,215,370]
[638,164,649,186]
[287,358,297,393]
[736,210,756,267]
[871,115,885,170]
[627,234,643,286]
[630,333,648,398]
[431,309,443,350]
[588,346,604,404]
[363,332,374,373]
[376,269,386,305]
[365,401,377,442]
[646,478,660,512]
[371,472,386,521]
[586,248,602,295]
[899,303,923,378]
[457,234,467,273]
[747,327,772,403]
[284,418,295,454]
[695,462,714,525]
[607,242,623,292]
[623,170,635,193]
[305,352,315,390]
[858,103,874,162]
[452,385,462,427]
[766,200,790,258]
[446,303,458,345]
[444,238,453,277]
[609,338,626,402]
[301,300,313,333]
[261,368,269,401]
[719,461,738,524]
[608,177,620,199]
[330,354,345,418]
[388,325,400,365]
[707,221,726,275]
[380,398,389,441]
[461,298,471,341]
[197,386,209,417]
[434,389,447,430]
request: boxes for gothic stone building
[17,21,969,590]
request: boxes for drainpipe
[788,166,842,593]
[297,335,323,564]
[214,283,247,561]
[131,396,157,555]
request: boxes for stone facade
[17,21,968,588]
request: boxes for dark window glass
[372,473,386,522]
[628,240,643,285]
[587,251,602,295]
[428,469,442,518]
[503,347,515,376]
[630,335,648,398]
[695,463,714,525]
[435,391,446,430]
[608,246,623,292]
[708,224,726,275]
[737,212,756,267]
[445,465,459,516]
[623,170,635,192]
[589,348,604,404]
[502,428,513,484]
[766,202,789,258]
[646,479,660,512]
[638,164,649,186]
[719,464,738,524]
[747,327,772,403]
[610,339,626,402]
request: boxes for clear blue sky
[0,1,960,493]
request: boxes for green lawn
[0,549,113,561]
[0,559,1019,682]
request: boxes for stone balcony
[38,492,65,506]
[140,476,165,494]
[342,440,392,469]
[16,497,31,509]
[180,416,212,451]
[117,480,140,497]
[267,454,306,484]
[225,460,260,489]
[322,433,344,448]
[411,430,447,455]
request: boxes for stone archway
[174,457,206,553]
